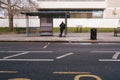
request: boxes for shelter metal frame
[22,11,69,37]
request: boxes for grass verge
[0,27,114,34]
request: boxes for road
[0,42,120,80]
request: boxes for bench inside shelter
[40,26,53,36]
[27,27,53,36]
[28,27,40,36]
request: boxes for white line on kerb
[3,52,29,59]
[112,52,120,59]
[56,53,74,59]
[0,59,54,62]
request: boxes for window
[70,10,103,18]
[92,11,103,18]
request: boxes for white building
[36,0,120,19]
[0,0,120,28]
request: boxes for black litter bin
[91,28,97,40]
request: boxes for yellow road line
[74,74,102,80]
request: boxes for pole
[26,15,29,36]
[64,12,67,37]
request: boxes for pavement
[0,32,120,43]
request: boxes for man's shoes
[59,35,62,37]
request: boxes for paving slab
[0,33,120,43]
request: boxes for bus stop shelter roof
[21,11,69,18]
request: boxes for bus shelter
[22,11,69,36]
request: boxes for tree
[0,0,38,31]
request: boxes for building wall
[1,0,120,28]
[0,19,118,28]
[36,0,120,19]
[37,1,106,9]
[104,0,120,18]
[107,0,120,7]
[1,0,120,19]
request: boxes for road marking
[99,59,120,62]
[0,51,24,53]
[74,74,102,80]
[78,43,93,45]
[0,47,11,49]
[43,45,48,48]
[53,72,91,74]
[0,71,18,74]
[3,52,29,59]
[112,52,120,59]
[63,43,93,45]
[56,53,74,59]
[0,51,52,53]
[8,78,31,80]
[43,43,50,49]
[91,51,116,53]
[98,43,120,45]
[0,59,54,62]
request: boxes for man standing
[59,21,65,37]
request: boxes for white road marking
[56,53,74,59]
[91,51,120,62]
[0,47,11,49]
[98,43,120,45]
[43,45,48,48]
[63,43,92,45]
[3,52,29,59]
[91,51,116,53]
[0,51,52,53]
[99,59,120,62]
[0,59,54,62]
[53,72,91,74]
[0,71,18,74]
[0,51,24,53]
[79,43,93,45]
[43,43,50,49]
[0,50,54,62]
[112,52,120,59]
